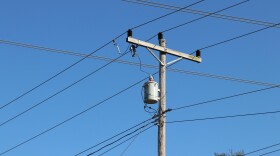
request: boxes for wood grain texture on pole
[158,32,166,156]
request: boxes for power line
[258,148,280,156]
[0,0,208,126]
[131,0,205,30]
[146,0,250,41]
[197,22,280,52]
[0,4,278,152]
[166,68,278,87]
[172,85,280,111]
[245,142,280,155]
[0,70,159,155]
[0,32,125,110]
[119,134,139,156]
[123,0,280,29]
[163,0,249,33]
[87,121,155,156]
[0,49,130,127]
[4,26,278,152]
[0,39,278,88]
[76,112,167,156]
[3,14,274,143]
[166,109,280,124]
[0,0,204,111]
[74,117,155,156]
[0,51,169,155]
[93,125,155,156]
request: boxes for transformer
[143,75,159,104]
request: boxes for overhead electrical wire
[119,133,139,156]
[258,148,280,156]
[0,48,131,127]
[146,0,250,41]
[244,142,280,155]
[0,0,207,126]
[166,109,280,124]
[74,116,156,156]
[171,84,280,111]
[122,2,280,155]
[3,19,279,155]
[0,1,208,152]
[3,11,279,153]
[0,0,205,111]
[0,70,162,155]
[0,33,125,110]
[123,0,280,29]
[90,125,155,156]
[86,121,155,156]
[130,0,205,30]
[1,64,168,156]
[140,0,280,57]
[2,1,279,153]
[196,22,280,53]
[75,111,167,156]
[0,39,278,88]
[0,76,150,155]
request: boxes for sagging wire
[129,44,150,75]
[129,44,158,116]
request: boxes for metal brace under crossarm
[146,48,165,66]
[166,57,183,66]
[126,37,202,63]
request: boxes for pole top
[158,32,163,40]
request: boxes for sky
[0,0,280,156]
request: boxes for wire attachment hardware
[130,44,137,57]
[113,39,121,54]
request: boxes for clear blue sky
[0,0,280,156]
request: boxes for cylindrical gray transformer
[143,76,159,104]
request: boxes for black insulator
[127,29,132,37]
[158,32,163,40]
[196,50,201,58]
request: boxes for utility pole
[126,30,202,156]
[158,32,166,156]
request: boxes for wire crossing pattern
[130,0,205,30]
[0,0,204,111]
[0,32,125,110]
[123,0,280,29]
[76,112,167,156]
[0,72,159,155]
[146,0,250,41]
[90,125,155,156]
[86,121,155,156]
[0,39,278,88]
[2,13,279,154]
[74,117,156,156]
[0,50,130,127]
[119,133,139,156]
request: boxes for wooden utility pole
[126,30,202,156]
[158,32,166,156]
